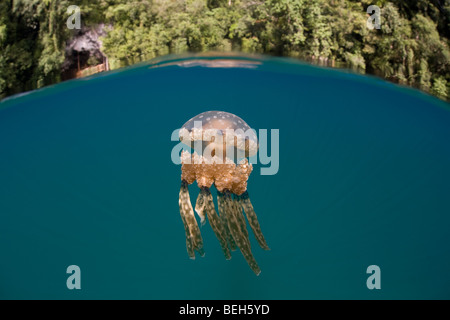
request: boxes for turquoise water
[1,54,449,299]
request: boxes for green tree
[1,0,450,100]
[431,76,448,99]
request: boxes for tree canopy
[1,0,449,100]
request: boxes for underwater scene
[0,54,449,299]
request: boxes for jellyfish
[178,110,269,275]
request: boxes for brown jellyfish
[178,110,269,275]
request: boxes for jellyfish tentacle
[179,180,204,257]
[200,188,231,260]
[232,194,249,244]
[217,190,237,251]
[239,191,270,250]
[223,190,261,276]
[179,199,195,259]
[194,189,207,226]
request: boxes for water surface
[1,54,449,299]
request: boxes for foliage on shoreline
[1,0,449,100]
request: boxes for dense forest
[1,0,449,100]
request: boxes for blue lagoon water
[0,54,449,299]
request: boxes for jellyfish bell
[179,110,258,162]
[177,110,269,275]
